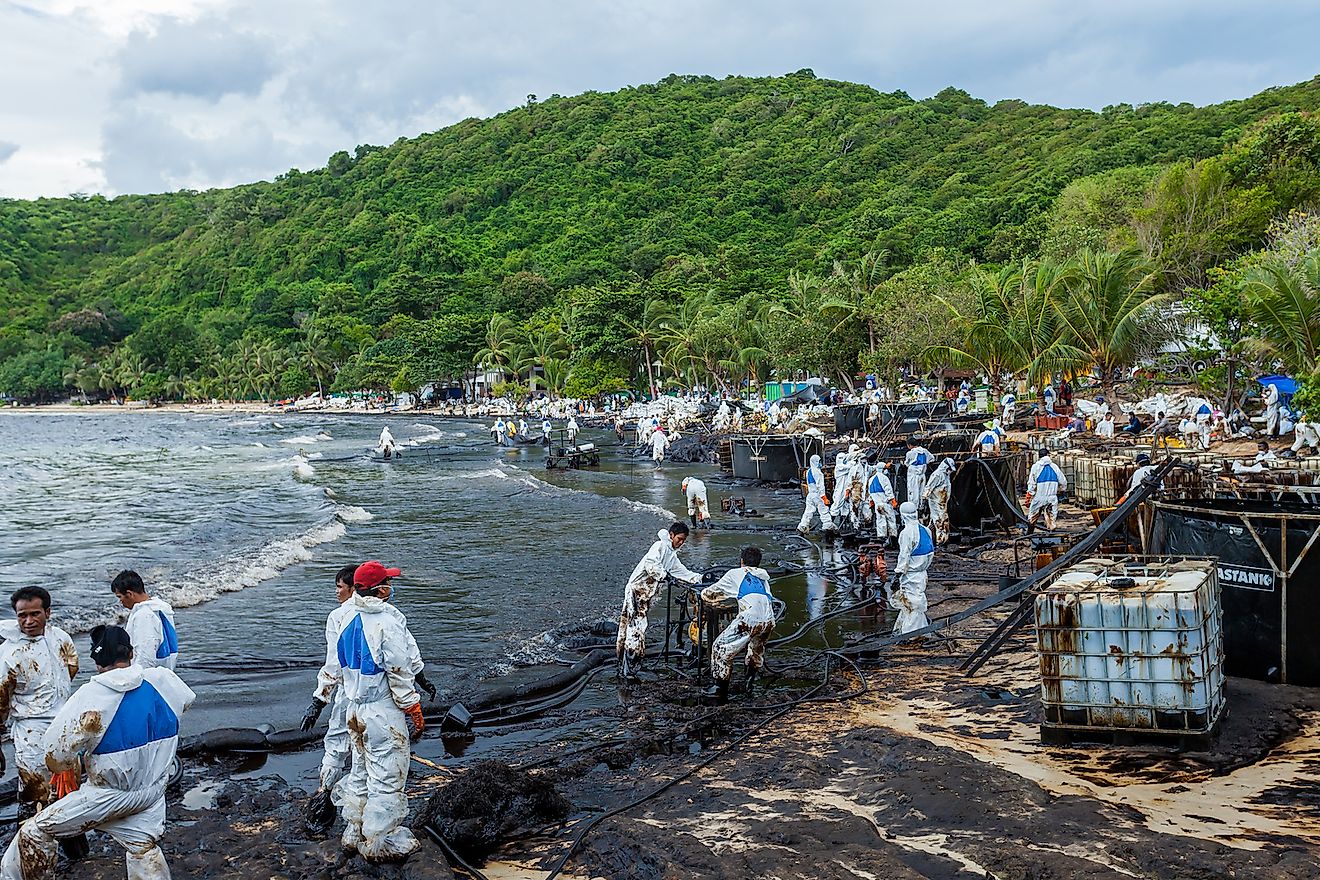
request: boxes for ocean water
[0,411,869,777]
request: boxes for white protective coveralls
[377,427,396,457]
[1001,392,1017,423]
[1232,449,1278,474]
[904,446,931,511]
[320,594,423,860]
[703,566,776,683]
[518,419,528,437]
[1043,384,1056,414]
[797,454,834,533]
[1096,416,1115,439]
[867,465,898,540]
[893,503,933,634]
[1265,383,1281,436]
[313,599,356,796]
[1291,419,1320,454]
[1,665,195,880]
[566,417,579,443]
[1027,454,1067,530]
[124,598,178,672]
[493,419,506,445]
[616,530,700,667]
[0,621,77,807]
[922,459,956,544]
[650,430,668,465]
[1194,401,1213,449]
[683,477,711,526]
[973,428,1000,455]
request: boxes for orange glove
[52,769,79,799]
[843,490,851,500]
[890,498,898,508]
[404,703,426,742]
[1024,493,1033,505]
[821,495,831,506]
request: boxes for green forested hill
[2,70,1319,401]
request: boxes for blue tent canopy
[1257,375,1298,395]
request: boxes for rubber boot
[58,834,90,862]
[703,678,730,705]
[690,514,698,528]
[744,665,759,697]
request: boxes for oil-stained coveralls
[0,621,77,809]
[313,599,356,797]
[124,597,178,672]
[1026,453,1067,530]
[904,445,931,511]
[973,427,1000,455]
[1291,418,1319,454]
[682,477,710,526]
[921,459,956,544]
[893,502,933,634]
[1,665,194,880]
[797,454,834,532]
[867,465,898,540]
[703,566,776,683]
[1001,392,1017,423]
[321,595,424,860]
[649,429,668,465]
[616,530,700,669]
[377,427,396,457]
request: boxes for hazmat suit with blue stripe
[867,465,898,540]
[124,598,178,672]
[702,567,777,683]
[1027,453,1068,530]
[1,664,194,880]
[797,454,834,533]
[894,502,934,635]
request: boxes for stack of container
[1034,557,1225,745]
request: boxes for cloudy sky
[1,0,1316,199]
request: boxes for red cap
[354,560,401,589]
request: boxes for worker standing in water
[616,523,701,681]
[649,427,668,468]
[377,426,398,459]
[0,587,79,822]
[702,546,777,704]
[318,561,426,861]
[1,625,194,880]
[111,571,178,672]
[682,476,711,529]
[797,453,834,534]
[566,416,580,444]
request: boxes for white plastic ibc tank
[1035,558,1224,735]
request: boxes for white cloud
[0,0,1316,198]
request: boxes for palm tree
[1055,249,1171,403]
[516,324,568,397]
[659,292,721,391]
[768,270,827,321]
[1243,250,1320,374]
[825,250,889,354]
[114,353,147,398]
[299,326,337,397]
[620,298,671,399]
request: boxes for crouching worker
[1,625,194,880]
[617,523,701,682]
[321,561,426,861]
[702,547,777,704]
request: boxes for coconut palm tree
[516,323,568,397]
[824,250,889,354]
[1054,249,1171,403]
[473,314,520,379]
[620,298,671,399]
[1243,249,1320,374]
[299,326,337,397]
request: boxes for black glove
[415,671,437,703]
[299,698,327,732]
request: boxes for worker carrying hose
[0,587,78,821]
[867,463,898,542]
[892,502,933,635]
[617,523,701,682]
[1,625,194,880]
[922,458,956,544]
[314,561,426,861]
[702,546,777,704]
[112,571,178,672]
[1025,450,1067,531]
[682,477,711,529]
[797,453,834,534]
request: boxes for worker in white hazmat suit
[1118,453,1161,503]
[1096,413,1115,439]
[922,459,956,544]
[566,416,579,443]
[682,477,711,529]
[973,424,1000,456]
[0,587,78,817]
[904,439,931,512]
[1001,391,1017,424]
[377,426,397,459]
[616,524,701,680]
[111,571,178,672]
[1290,416,1319,456]
[649,428,668,467]
[318,561,426,861]
[702,547,777,703]
[797,454,834,534]
[867,463,898,541]
[1264,382,1281,437]
[1194,401,1213,449]
[492,418,506,445]
[1232,441,1278,474]
[298,565,359,823]
[518,418,528,438]
[1025,450,1067,531]
[892,502,933,635]
[1,625,194,880]
[841,456,868,529]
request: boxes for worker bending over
[616,523,701,681]
[682,477,712,529]
[702,547,778,704]
[1,625,194,880]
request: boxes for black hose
[421,823,492,880]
